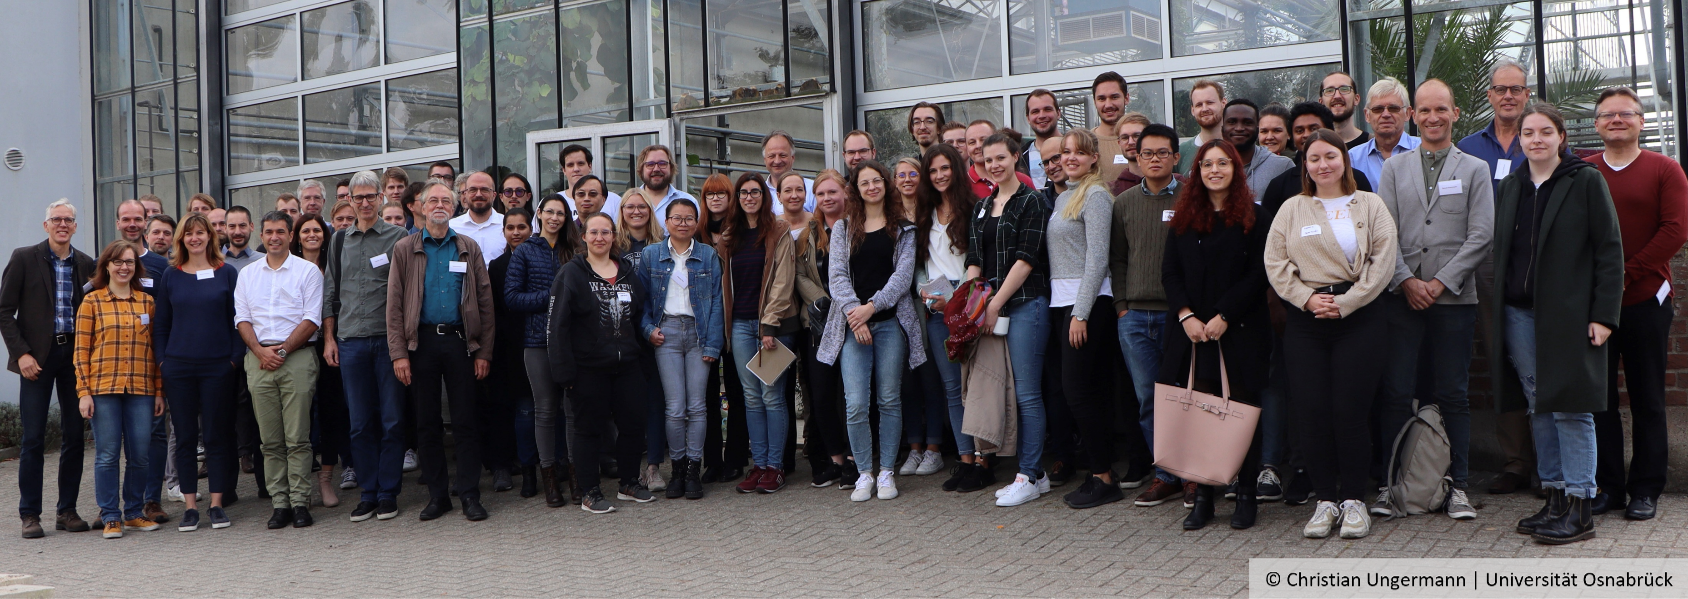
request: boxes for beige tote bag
[1152,344,1260,487]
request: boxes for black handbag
[807,296,831,338]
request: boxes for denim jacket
[637,239,726,360]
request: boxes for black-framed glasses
[1042,153,1063,167]
[1488,85,1529,96]
[350,193,380,204]
[46,216,76,226]
[1138,149,1175,161]
[500,188,531,197]
[668,216,698,225]
[109,259,136,267]
[463,186,495,196]
[1320,85,1355,97]
[643,160,672,169]
[737,188,764,198]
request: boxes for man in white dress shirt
[560,144,622,220]
[448,173,506,264]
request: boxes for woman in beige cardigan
[1264,129,1398,541]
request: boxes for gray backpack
[1384,401,1452,517]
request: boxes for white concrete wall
[0,1,94,404]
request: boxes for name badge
[1494,159,1513,180]
[1113,155,1129,164]
[1438,180,1463,196]
[671,269,688,289]
[448,261,468,273]
[1301,225,1322,237]
[196,269,214,280]
[617,291,632,304]
[139,314,150,326]
[1161,210,1175,222]
[139,278,154,288]
[369,254,389,268]
[977,205,987,219]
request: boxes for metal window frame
[523,120,674,187]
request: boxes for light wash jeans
[656,315,709,461]
[841,319,908,471]
[92,394,154,524]
[1503,306,1598,499]
[1004,297,1050,478]
[926,311,971,454]
[1118,308,1175,483]
[731,320,793,469]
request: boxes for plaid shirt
[52,252,74,334]
[966,183,1050,309]
[74,288,162,398]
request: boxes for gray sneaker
[1446,488,1477,520]
[1369,487,1394,517]
[898,452,923,476]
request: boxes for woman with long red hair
[695,173,748,483]
[1160,137,1272,530]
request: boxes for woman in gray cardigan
[818,160,928,502]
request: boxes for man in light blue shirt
[638,144,698,231]
[1348,77,1420,186]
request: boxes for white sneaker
[1446,488,1477,520]
[898,452,923,476]
[915,450,944,476]
[1304,501,1341,538]
[1339,499,1372,539]
[165,485,198,503]
[877,470,899,500]
[644,464,667,492]
[995,471,1053,497]
[402,450,418,472]
[996,474,1042,507]
[849,473,875,502]
[1369,487,1394,517]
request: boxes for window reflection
[304,84,383,163]
[1172,0,1338,56]
[862,0,1003,91]
[386,0,456,62]
[303,0,379,80]
[388,69,461,151]
[228,98,300,175]
[1172,64,1338,134]
[1009,0,1162,75]
[227,15,298,94]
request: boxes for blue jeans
[91,394,154,524]
[925,312,971,454]
[1379,295,1477,488]
[15,342,84,519]
[656,315,709,461]
[641,351,667,465]
[337,336,407,503]
[1118,308,1173,483]
[730,320,793,469]
[514,395,538,466]
[841,319,908,471]
[1004,298,1050,477]
[1503,306,1598,499]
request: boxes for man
[428,161,455,182]
[1320,71,1369,148]
[235,211,324,530]
[336,179,352,203]
[223,206,262,270]
[762,131,814,214]
[386,180,496,522]
[450,172,507,264]
[298,180,328,216]
[1261,102,1376,221]
[1037,135,1067,206]
[322,170,410,522]
[1220,99,1294,204]
[145,214,176,257]
[1109,113,1151,194]
[1109,124,1184,507]
[1024,89,1061,187]
[638,144,697,231]
[964,120,1035,200]
[908,101,946,154]
[1349,77,1421,186]
[138,195,164,218]
[1173,81,1225,175]
[208,208,228,244]
[275,193,303,221]
[117,198,148,247]
[1091,72,1131,184]
[1589,86,1688,520]
[1,199,95,538]
[559,144,622,219]
[117,199,174,522]
[141,211,180,512]
[1371,78,1493,521]
[940,122,968,148]
[842,130,877,171]
[221,205,267,491]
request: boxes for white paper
[1161,209,1175,222]
[1301,225,1322,237]
[616,291,632,304]
[139,278,153,288]
[992,316,1011,336]
[1495,158,1513,180]
[1113,154,1128,164]
[448,261,468,273]
[195,269,214,280]
[369,254,389,268]
[139,314,150,326]
[1438,179,1463,195]
[1659,280,1672,305]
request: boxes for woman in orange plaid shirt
[74,241,165,539]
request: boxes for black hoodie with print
[546,254,647,388]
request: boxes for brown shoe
[1182,482,1199,508]
[1488,472,1527,495]
[143,502,170,524]
[317,470,340,508]
[241,455,255,474]
[55,510,91,532]
[541,465,566,508]
[21,515,44,539]
[1133,479,1186,506]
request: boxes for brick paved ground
[3,453,1687,598]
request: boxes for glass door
[525,121,672,197]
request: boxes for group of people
[8,61,1684,547]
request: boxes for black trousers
[704,353,748,469]
[476,376,516,472]
[410,330,483,501]
[1192,379,1264,495]
[571,360,647,490]
[1596,299,1675,503]
[1055,303,1119,475]
[1283,300,1386,502]
[312,359,352,468]
[803,335,848,465]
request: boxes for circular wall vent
[3,148,22,171]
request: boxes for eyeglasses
[858,177,885,187]
[350,193,380,204]
[500,188,530,197]
[463,186,495,196]
[1320,85,1355,97]
[894,171,920,179]
[643,160,672,170]
[540,208,570,218]
[1041,154,1063,167]
[46,217,76,226]
[704,192,729,200]
[1367,104,1406,114]
[1199,158,1234,169]
[1596,110,1642,122]
[910,117,938,127]
[109,259,136,267]
[1119,132,1143,142]
[1138,148,1175,161]
[737,188,764,198]
[668,216,698,225]
[1488,85,1529,97]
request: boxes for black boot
[520,465,539,498]
[1230,494,1258,530]
[684,459,704,500]
[1183,485,1215,530]
[1531,494,1595,545]
[666,459,688,499]
[541,465,565,508]
[1516,489,1566,534]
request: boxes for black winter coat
[1158,204,1272,396]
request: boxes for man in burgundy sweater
[1589,86,1688,521]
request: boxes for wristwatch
[275,348,288,359]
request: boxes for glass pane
[177,2,198,76]
[632,0,667,119]
[536,139,589,196]
[494,12,559,175]
[97,181,132,247]
[463,0,488,20]
[681,102,825,189]
[1011,81,1167,134]
[135,0,174,86]
[226,0,289,15]
[136,87,176,176]
[138,174,179,210]
[862,0,1003,92]
[460,23,495,172]
[387,0,457,62]
[388,69,461,150]
[303,0,380,79]
[1172,0,1338,56]
[706,0,784,104]
[227,15,298,94]
[228,97,299,175]
[863,97,1003,163]
[603,133,658,192]
[493,0,551,14]
[669,0,705,109]
[559,0,631,125]
[787,0,830,95]
[96,96,135,179]
[178,169,201,205]
[1172,63,1340,134]
[178,78,202,169]
[94,0,131,95]
[228,181,300,218]
[1009,0,1161,75]
[1542,0,1676,153]
[304,83,384,163]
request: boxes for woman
[1264,129,1397,540]
[1160,140,1272,530]
[76,241,165,538]
[1258,103,1293,158]
[1041,129,1121,510]
[916,143,986,492]
[1497,104,1622,546]
[188,193,216,214]
[718,173,800,494]
[290,214,347,508]
[893,158,922,207]
[616,188,668,491]
[549,213,652,513]
[500,173,534,212]
[329,200,356,232]
[506,194,581,507]
[380,204,407,228]
[895,155,946,477]
[819,161,927,501]
[795,170,856,489]
[489,208,539,498]
[697,173,749,483]
[777,172,811,238]
[155,213,243,531]
[638,199,725,500]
